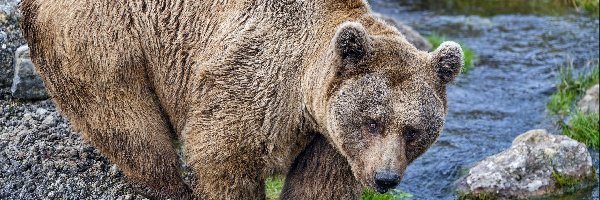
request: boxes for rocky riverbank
[0,90,144,199]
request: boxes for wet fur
[20,0,462,199]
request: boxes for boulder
[0,0,26,88]
[577,84,599,114]
[456,129,596,199]
[374,14,433,52]
[11,45,48,100]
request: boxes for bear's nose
[374,170,400,193]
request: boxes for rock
[35,108,48,116]
[374,13,433,51]
[456,129,596,199]
[10,45,48,100]
[42,115,56,126]
[577,84,599,114]
[22,113,33,122]
[0,0,26,88]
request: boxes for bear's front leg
[281,135,362,200]
[185,141,266,200]
[184,123,267,199]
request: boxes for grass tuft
[427,33,478,74]
[572,0,600,16]
[265,176,285,200]
[361,188,413,200]
[562,111,600,149]
[264,177,412,200]
[547,64,599,115]
[547,63,599,149]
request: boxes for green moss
[551,171,580,190]
[427,33,478,74]
[547,64,599,116]
[456,191,496,200]
[264,177,412,200]
[562,111,600,149]
[550,169,597,196]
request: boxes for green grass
[548,64,599,115]
[361,189,413,200]
[265,176,285,200]
[427,33,478,74]
[547,64,599,149]
[562,111,600,149]
[264,177,412,200]
[573,0,600,16]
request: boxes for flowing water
[369,0,600,199]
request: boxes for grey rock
[22,113,33,122]
[374,13,433,51]
[42,115,56,126]
[11,45,48,100]
[0,0,26,88]
[577,84,599,114]
[0,99,146,199]
[457,129,596,199]
[35,108,48,116]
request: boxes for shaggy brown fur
[20,0,463,199]
[281,135,362,199]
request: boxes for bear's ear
[431,41,463,84]
[334,22,370,66]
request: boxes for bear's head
[305,20,463,193]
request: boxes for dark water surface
[369,0,600,199]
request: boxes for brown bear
[20,0,463,199]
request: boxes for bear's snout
[374,170,401,193]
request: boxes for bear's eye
[404,127,420,143]
[366,119,383,134]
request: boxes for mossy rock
[455,130,597,199]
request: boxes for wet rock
[457,129,596,199]
[11,45,48,100]
[0,0,26,88]
[577,84,599,114]
[374,13,433,51]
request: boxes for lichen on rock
[456,129,597,199]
